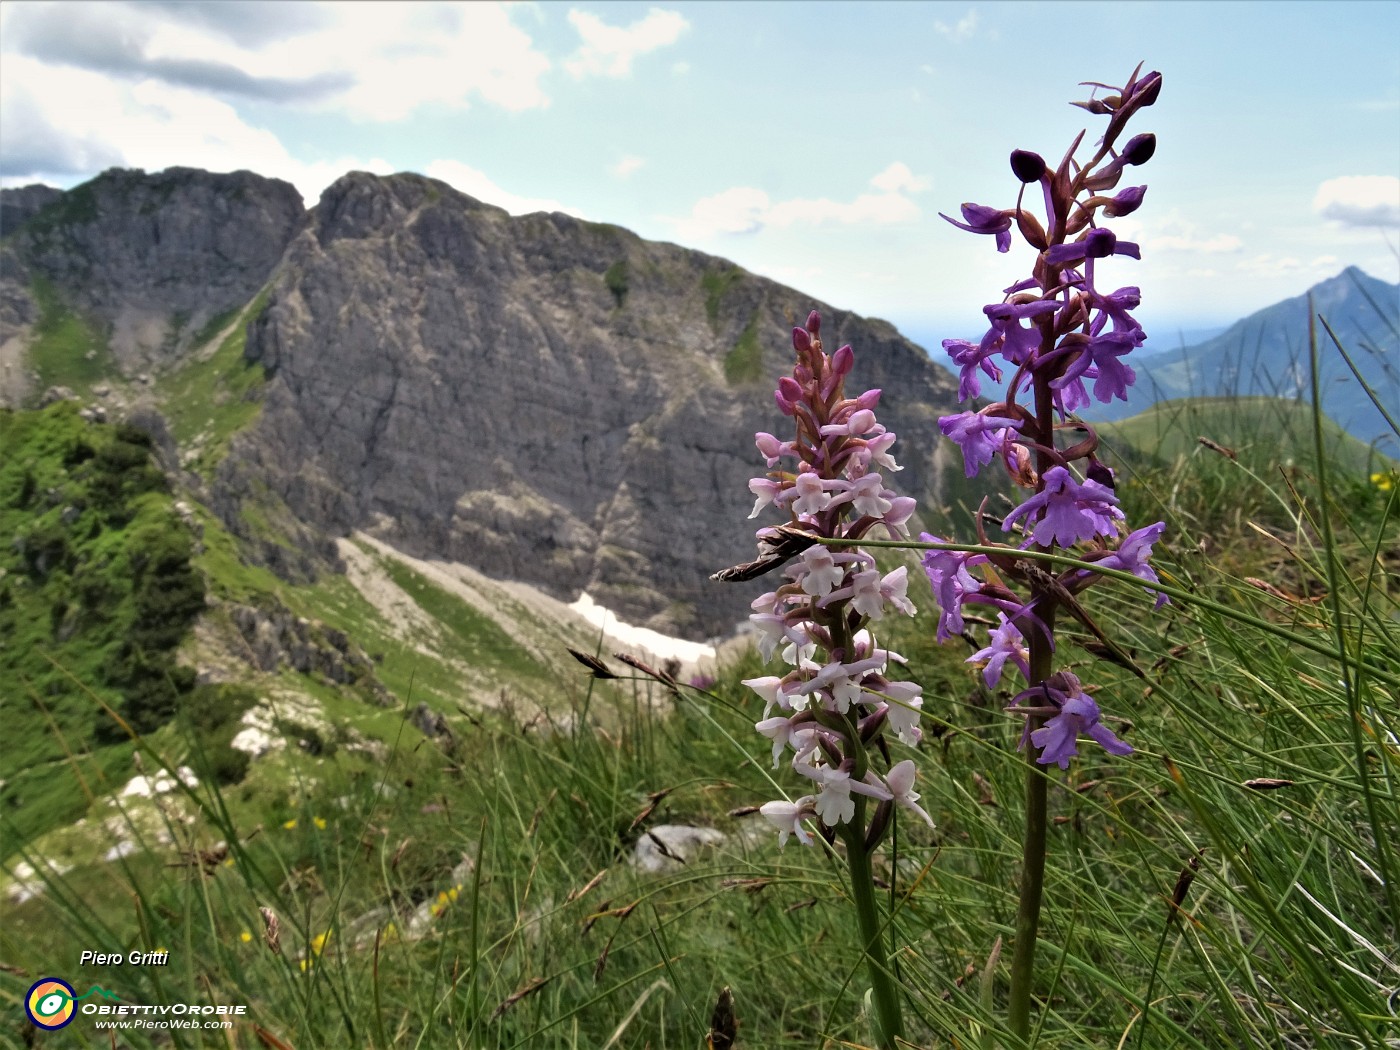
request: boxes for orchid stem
[843,818,904,1050]
[1008,738,1048,1043]
[1007,358,1060,1044]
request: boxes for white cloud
[677,186,770,236]
[1127,212,1242,254]
[934,9,978,41]
[671,163,931,239]
[611,154,645,178]
[0,53,390,204]
[424,160,586,218]
[0,1,554,125]
[1313,176,1400,228]
[1235,253,1344,278]
[564,7,689,79]
[1152,232,1243,254]
[869,162,930,195]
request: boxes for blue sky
[2,1,1397,346]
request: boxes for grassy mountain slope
[1096,395,1393,475]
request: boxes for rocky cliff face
[0,184,64,236]
[218,171,957,638]
[2,167,960,641]
[3,167,304,372]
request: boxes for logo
[25,977,77,1030]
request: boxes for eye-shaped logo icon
[25,977,77,1030]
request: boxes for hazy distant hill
[1081,267,1399,456]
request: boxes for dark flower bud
[859,706,888,742]
[1130,71,1163,108]
[1122,133,1156,166]
[1010,149,1046,183]
[864,800,893,851]
[775,376,803,415]
[1087,458,1116,491]
[792,326,811,354]
[1104,185,1147,217]
[805,310,821,336]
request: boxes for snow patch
[569,592,716,668]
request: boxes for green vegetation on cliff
[0,402,206,843]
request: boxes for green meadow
[2,374,1395,1049]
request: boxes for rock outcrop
[2,168,304,371]
[2,167,961,641]
[0,184,63,236]
[216,171,958,638]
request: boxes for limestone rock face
[217,171,959,639]
[2,168,305,371]
[0,184,63,235]
[2,167,962,641]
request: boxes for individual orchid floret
[883,760,935,827]
[967,615,1030,688]
[940,202,1014,252]
[878,681,925,747]
[1050,330,1140,404]
[1097,521,1169,607]
[755,432,793,467]
[760,797,817,848]
[1101,185,1146,217]
[1002,465,1124,547]
[742,675,790,716]
[944,338,1004,402]
[919,539,987,641]
[1013,673,1132,768]
[981,300,1060,364]
[940,410,1023,477]
[881,496,918,536]
[797,544,848,597]
[1044,227,1141,268]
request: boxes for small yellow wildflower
[309,931,331,955]
[1371,471,1394,492]
[282,818,298,830]
[240,930,252,943]
[313,816,327,830]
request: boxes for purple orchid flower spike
[924,66,1168,774]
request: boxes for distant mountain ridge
[0,167,960,640]
[1080,266,1400,456]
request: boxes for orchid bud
[1010,149,1047,183]
[853,388,882,412]
[776,376,803,415]
[831,344,854,377]
[1130,71,1163,107]
[864,800,893,851]
[1087,458,1116,491]
[1122,133,1156,165]
[805,310,821,335]
[1104,185,1147,217]
[793,326,812,354]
